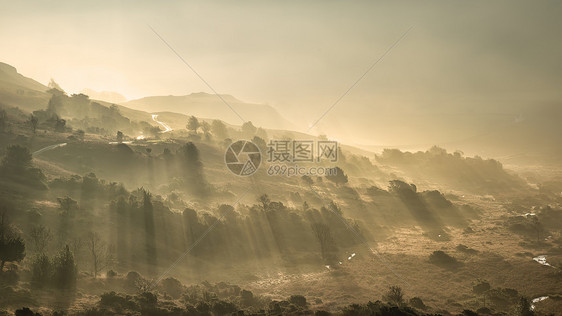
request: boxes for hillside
[0,60,561,315]
[0,62,49,111]
[123,93,295,130]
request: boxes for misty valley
[0,61,560,316]
[1,2,562,315]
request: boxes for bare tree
[29,225,52,253]
[86,232,112,278]
[311,222,337,263]
[530,217,543,243]
[383,286,404,305]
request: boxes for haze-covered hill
[447,103,562,167]
[0,62,49,111]
[123,93,294,130]
[81,88,128,104]
[1,60,562,315]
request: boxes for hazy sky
[1,0,561,146]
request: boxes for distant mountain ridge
[0,61,293,131]
[1,60,560,167]
[0,62,47,92]
[123,93,294,130]
[0,62,49,111]
[81,88,127,104]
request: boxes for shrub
[409,297,426,309]
[289,295,307,307]
[211,300,238,315]
[383,286,404,305]
[100,291,138,311]
[136,291,157,308]
[456,244,479,255]
[31,254,52,287]
[429,250,459,267]
[514,297,535,316]
[14,308,41,316]
[52,245,77,289]
[240,289,254,307]
[195,302,210,314]
[160,277,184,299]
[125,271,143,290]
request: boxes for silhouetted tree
[180,142,208,195]
[311,222,337,263]
[57,196,78,215]
[1,145,32,173]
[0,147,46,189]
[187,116,200,134]
[116,131,124,143]
[241,121,257,137]
[86,232,112,278]
[81,173,101,201]
[52,245,77,289]
[15,307,41,316]
[258,194,271,211]
[142,189,157,268]
[54,117,66,132]
[530,216,543,243]
[211,120,228,140]
[383,286,404,305]
[388,180,417,195]
[31,253,52,287]
[47,88,65,115]
[161,277,184,299]
[514,297,534,316]
[200,121,211,135]
[29,225,52,254]
[29,114,39,134]
[326,167,348,186]
[0,212,26,271]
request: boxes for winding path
[32,143,67,156]
[152,114,173,133]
